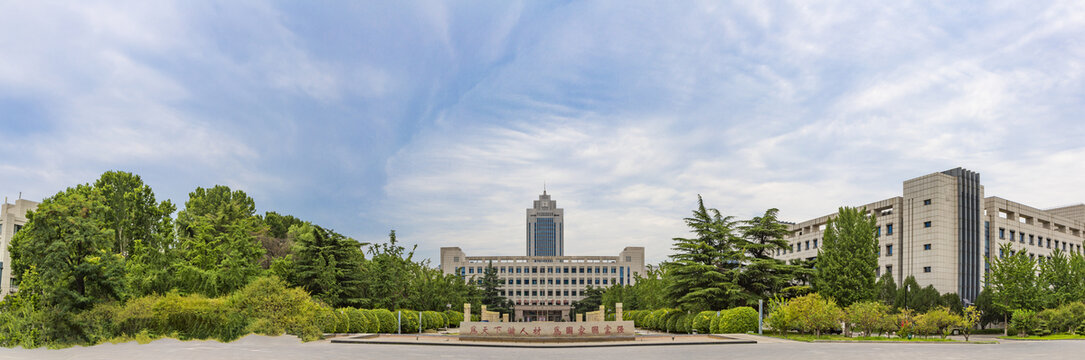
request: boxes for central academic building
[441,191,645,321]
[774,167,1085,304]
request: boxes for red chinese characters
[577,326,586,335]
[604,325,612,335]
[469,326,478,334]
[507,326,515,335]
[565,326,574,335]
[617,325,625,334]
[481,326,489,335]
[591,326,599,335]
[553,327,562,336]
[532,327,542,335]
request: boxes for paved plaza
[2,334,1084,360]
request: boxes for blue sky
[2,1,1084,265]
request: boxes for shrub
[344,308,367,333]
[398,310,420,333]
[845,301,891,337]
[787,293,843,336]
[1035,308,1060,336]
[692,311,715,334]
[335,309,351,333]
[1011,309,1037,336]
[649,309,669,330]
[372,309,397,333]
[766,305,793,335]
[664,311,682,333]
[677,313,692,334]
[716,307,758,334]
[315,307,338,333]
[444,310,464,328]
[915,307,961,339]
[227,277,326,341]
[360,310,380,333]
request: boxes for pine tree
[733,208,803,305]
[666,195,742,312]
[814,206,878,307]
[479,261,512,314]
[292,224,368,307]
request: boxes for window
[805,241,810,250]
[531,279,537,285]
[886,224,893,235]
[923,244,932,250]
[453,256,460,263]
[924,221,932,228]
[999,228,1005,239]
[1029,235,1034,245]
[875,267,881,277]
[1020,233,1025,243]
[603,279,608,285]
[886,265,893,275]
[1046,238,1051,248]
[625,256,631,262]
[923,266,932,273]
[813,239,819,248]
[876,226,882,237]
[886,244,893,256]
[468,267,474,274]
[924,199,932,205]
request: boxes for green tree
[8,185,124,344]
[845,301,891,337]
[628,265,672,310]
[478,262,512,314]
[173,185,267,297]
[290,223,367,307]
[874,271,897,306]
[602,284,639,312]
[916,307,962,339]
[788,293,844,337]
[666,196,741,312]
[92,171,177,298]
[1038,249,1076,308]
[814,207,878,307]
[733,208,803,305]
[258,212,305,269]
[961,305,981,341]
[974,287,1003,329]
[572,285,605,315]
[363,230,415,310]
[988,243,1039,335]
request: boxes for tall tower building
[526,190,563,256]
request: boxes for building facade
[442,191,644,321]
[773,168,1085,304]
[1,199,38,300]
[526,191,563,256]
[440,247,645,321]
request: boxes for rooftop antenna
[18,192,22,200]
[543,181,547,195]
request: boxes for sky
[2,1,1084,265]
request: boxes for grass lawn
[764,333,960,342]
[1001,334,1085,340]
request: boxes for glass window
[805,241,810,250]
[923,199,932,205]
[924,244,931,250]
[999,228,1005,239]
[886,224,893,235]
[886,265,893,275]
[886,244,893,256]
[813,239,819,248]
[923,266,932,273]
[1029,235,1034,245]
[924,221,932,228]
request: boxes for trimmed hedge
[372,309,397,333]
[715,307,758,334]
[692,311,715,334]
[444,310,464,328]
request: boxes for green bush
[344,308,367,333]
[372,309,397,333]
[335,309,351,333]
[360,310,380,333]
[692,311,715,334]
[716,307,758,334]
[398,310,420,333]
[677,313,692,334]
[444,310,464,328]
[421,311,443,330]
[315,307,338,333]
[227,277,326,341]
[649,309,668,330]
[1011,309,1037,336]
[664,311,682,333]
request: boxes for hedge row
[1012,302,1085,336]
[623,307,758,334]
[328,309,459,334]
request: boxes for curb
[331,335,756,348]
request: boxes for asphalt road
[1,334,1083,360]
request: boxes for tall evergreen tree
[291,223,367,307]
[478,261,512,314]
[666,195,742,312]
[733,208,803,305]
[173,185,266,297]
[814,206,878,307]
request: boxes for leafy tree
[1038,249,1076,308]
[666,196,741,312]
[788,293,844,337]
[733,208,803,305]
[173,185,267,297]
[940,292,963,314]
[572,285,605,315]
[989,243,1039,335]
[874,271,897,306]
[290,224,367,307]
[845,301,891,337]
[916,307,962,339]
[601,284,639,312]
[478,261,512,314]
[974,287,1003,329]
[257,212,305,269]
[961,305,981,341]
[92,171,176,298]
[8,185,124,344]
[363,230,416,310]
[894,276,939,312]
[628,265,672,310]
[814,207,878,307]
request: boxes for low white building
[1,198,39,300]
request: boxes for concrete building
[774,167,1085,304]
[442,192,645,321]
[1,198,38,300]
[526,190,563,256]
[441,247,645,321]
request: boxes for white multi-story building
[442,192,645,321]
[1,198,38,300]
[774,168,1085,304]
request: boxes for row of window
[777,238,820,256]
[501,289,592,298]
[998,228,1083,253]
[503,278,616,286]
[466,265,621,274]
